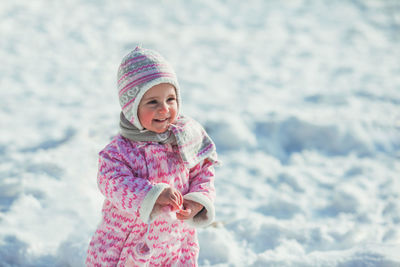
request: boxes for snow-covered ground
[1,0,400,266]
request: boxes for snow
[1,0,399,266]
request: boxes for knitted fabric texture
[117,46,181,130]
[169,115,219,169]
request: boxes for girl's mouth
[154,118,168,123]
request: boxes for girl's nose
[158,102,168,114]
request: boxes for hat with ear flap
[117,46,181,130]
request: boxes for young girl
[86,47,218,266]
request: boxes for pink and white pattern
[86,134,216,266]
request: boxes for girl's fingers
[177,213,189,220]
[177,208,191,216]
[162,188,183,211]
[169,196,181,210]
[174,191,183,207]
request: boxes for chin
[153,127,169,134]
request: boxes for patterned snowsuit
[86,134,216,266]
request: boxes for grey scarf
[119,112,176,144]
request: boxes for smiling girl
[86,47,218,266]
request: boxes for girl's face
[138,83,178,133]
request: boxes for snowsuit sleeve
[183,159,216,227]
[97,137,169,223]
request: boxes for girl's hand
[155,187,183,211]
[176,199,204,220]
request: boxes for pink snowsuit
[86,134,216,266]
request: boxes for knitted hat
[117,47,181,130]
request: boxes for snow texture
[0,0,399,266]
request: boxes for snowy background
[1,0,400,266]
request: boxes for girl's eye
[167,97,176,102]
[147,100,157,105]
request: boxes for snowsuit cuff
[184,192,215,228]
[139,183,170,222]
